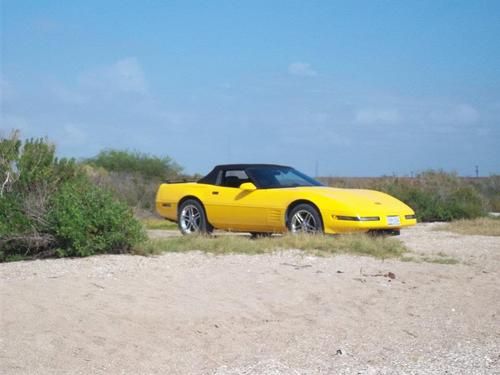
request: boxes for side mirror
[239,182,257,191]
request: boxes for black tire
[287,204,323,234]
[368,229,400,236]
[177,199,212,235]
[250,232,272,239]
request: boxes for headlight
[335,215,380,221]
[360,216,380,221]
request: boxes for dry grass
[422,256,459,265]
[136,233,406,259]
[140,218,178,230]
[400,253,459,265]
[435,217,500,236]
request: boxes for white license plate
[387,216,401,226]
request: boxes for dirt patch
[1,224,499,374]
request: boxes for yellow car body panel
[156,173,417,234]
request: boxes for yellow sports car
[156,164,416,236]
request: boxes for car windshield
[246,167,323,189]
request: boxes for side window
[220,170,249,188]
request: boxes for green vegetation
[84,149,185,210]
[321,170,493,222]
[2,129,497,263]
[141,218,178,230]
[383,171,486,221]
[136,233,406,259]
[470,175,500,212]
[49,180,145,257]
[421,256,459,265]
[400,253,459,264]
[435,216,500,236]
[84,165,161,210]
[85,150,497,223]
[86,149,182,179]
[0,132,145,261]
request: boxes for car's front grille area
[335,215,380,222]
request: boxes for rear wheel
[178,199,212,235]
[287,204,323,234]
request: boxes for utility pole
[475,165,479,178]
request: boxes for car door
[204,169,284,231]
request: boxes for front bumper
[323,212,417,234]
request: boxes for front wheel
[287,204,323,234]
[178,199,212,235]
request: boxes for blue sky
[1,1,499,176]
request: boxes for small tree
[86,149,182,179]
[85,149,184,211]
[0,131,145,261]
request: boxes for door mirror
[239,182,257,191]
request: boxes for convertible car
[155,164,417,235]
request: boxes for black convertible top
[214,163,288,170]
[198,164,289,185]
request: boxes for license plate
[387,216,401,226]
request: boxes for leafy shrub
[321,170,488,222]
[0,194,31,242]
[470,175,500,212]
[84,149,186,212]
[85,166,160,210]
[382,174,486,221]
[0,131,145,261]
[49,179,145,257]
[86,149,182,180]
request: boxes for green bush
[385,182,485,222]
[85,166,160,210]
[0,131,145,261]
[0,195,31,238]
[470,175,500,212]
[49,179,145,257]
[84,149,185,211]
[320,171,489,222]
[86,149,182,180]
[377,171,486,221]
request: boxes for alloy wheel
[290,209,319,233]
[180,204,201,233]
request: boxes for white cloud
[79,57,148,95]
[288,62,318,77]
[354,108,400,125]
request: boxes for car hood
[295,186,414,214]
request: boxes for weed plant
[137,233,406,259]
[435,217,500,236]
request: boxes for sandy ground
[1,223,499,374]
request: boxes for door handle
[212,191,219,195]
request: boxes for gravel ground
[1,223,499,374]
